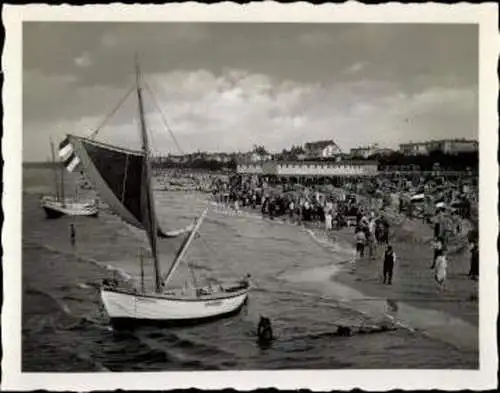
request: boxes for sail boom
[162,208,208,288]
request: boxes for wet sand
[213,202,478,356]
[296,219,477,355]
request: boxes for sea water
[21,167,478,371]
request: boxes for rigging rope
[90,85,135,140]
[195,230,240,281]
[120,153,129,203]
[196,231,219,259]
[143,79,185,155]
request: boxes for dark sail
[67,135,169,237]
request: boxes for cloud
[22,66,477,162]
[22,23,478,161]
[74,51,93,68]
[344,62,366,75]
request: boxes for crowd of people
[210,171,479,290]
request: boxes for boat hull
[42,205,66,219]
[41,198,99,218]
[101,287,249,325]
[108,301,247,328]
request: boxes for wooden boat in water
[41,196,98,219]
[101,208,251,325]
[40,139,99,219]
[63,58,251,325]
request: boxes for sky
[23,22,478,162]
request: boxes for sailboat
[40,139,99,219]
[62,59,251,325]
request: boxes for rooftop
[400,138,478,146]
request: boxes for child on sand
[434,251,447,290]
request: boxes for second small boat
[40,139,99,219]
[41,196,98,219]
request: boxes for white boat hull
[41,197,98,218]
[101,286,249,324]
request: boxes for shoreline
[21,188,478,371]
[208,199,478,354]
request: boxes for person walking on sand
[355,227,366,259]
[368,215,377,259]
[382,245,396,285]
[430,236,444,269]
[468,240,479,280]
[434,249,447,290]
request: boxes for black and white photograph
[2,3,498,391]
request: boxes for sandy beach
[212,200,478,355]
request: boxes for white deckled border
[2,2,499,391]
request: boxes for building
[350,144,395,158]
[399,139,478,156]
[237,159,378,177]
[442,139,478,154]
[399,141,441,155]
[304,140,343,158]
[207,153,232,163]
[251,152,273,162]
[350,144,380,158]
[162,154,188,164]
[374,148,396,156]
[238,151,273,163]
[236,161,264,174]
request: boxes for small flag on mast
[58,137,81,172]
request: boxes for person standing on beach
[375,218,384,245]
[381,218,390,245]
[288,200,295,219]
[434,250,447,290]
[368,215,376,259]
[355,227,366,259]
[430,236,444,269]
[70,223,76,247]
[324,208,333,234]
[468,240,479,280]
[382,245,396,285]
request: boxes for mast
[135,55,163,293]
[60,156,65,205]
[50,139,60,200]
[140,248,145,294]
